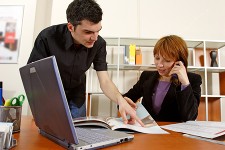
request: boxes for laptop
[19,56,134,150]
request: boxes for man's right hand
[118,96,144,127]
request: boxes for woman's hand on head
[169,61,190,85]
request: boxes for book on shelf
[0,122,17,149]
[160,121,225,145]
[129,44,136,65]
[124,45,129,64]
[124,45,142,65]
[124,44,136,65]
[135,48,142,65]
[73,102,168,134]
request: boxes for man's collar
[65,28,75,50]
[65,28,87,51]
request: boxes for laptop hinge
[39,129,72,149]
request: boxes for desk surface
[12,116,225,150]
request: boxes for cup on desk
[0,106,22,132]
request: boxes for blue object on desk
[0,81,2,106]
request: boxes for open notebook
[19,56,134,150]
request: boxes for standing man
[28,0,143,126]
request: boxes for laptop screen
[19,56,78,146]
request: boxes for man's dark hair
[66,0,103,26]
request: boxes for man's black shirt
[28,23,107,107]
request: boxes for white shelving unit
[86,37,225,121]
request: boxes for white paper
[0,122,13,149]
[108,102,168,134]
[161,121,225,139]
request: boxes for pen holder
[0,106,22,132]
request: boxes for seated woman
[124,35,202,122]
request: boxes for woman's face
[154,53,175,77]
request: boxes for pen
[183,134,225,146]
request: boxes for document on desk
[73,102,169,134]
[160,121,225,139]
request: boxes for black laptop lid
[19,56,78,145]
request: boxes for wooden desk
[12,116,225,150]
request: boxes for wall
[0,0,52,115]
[0,0,37,115]
[51,0,225,40]
[33,0,53,39]
[139,0,225,40]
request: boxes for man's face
[68,20,102,48]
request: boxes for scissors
[9,94,25,106]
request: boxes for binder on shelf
[129,44,136,65]
[135,48,142,65]
[124,44,136,65]
[124,45,129,64]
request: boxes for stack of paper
[161,121,225,138]
[0,122,16,149]
[160,121,225,145]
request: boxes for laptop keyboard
[76,127,116,144]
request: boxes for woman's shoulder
[141,71,157,75]
[187,72,201,77]
[140,71,158,79]
[187,72,202,82]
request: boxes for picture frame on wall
[0,5,24,64]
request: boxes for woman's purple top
[152,80,188,114]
